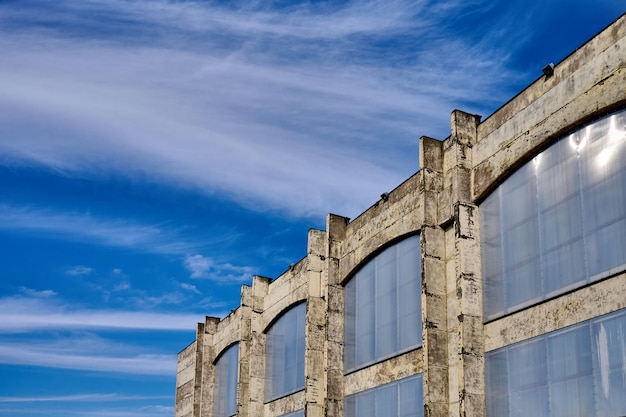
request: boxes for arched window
[214,343,239,417]
[481,109,626,320]
[264,302,306,402]
[344,235,422,372]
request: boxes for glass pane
[547,325,594,417]
[397,237,422,350]
[485,350,509,417]
[592,315,626,417]
[399,374,423,417]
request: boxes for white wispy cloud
[184,254,213,278]
[0,204,214,255]
[0,295,213,333]
[184,254,254,282]
[63,408,173,417]
[66,265,93,276]
[178,282,201,294]
[0,393,171,403]
[0,325,181,375]
[0,0,524,219]
[112,281,131,292]
[0,407,173,417]
[0,343,175,375]
[18,286,56,298]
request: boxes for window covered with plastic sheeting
[486,308,626,417]
[344,373,423,417]
[277,410,304,417]
[344,235,422,373]
[214,343,239,417]
[264,302,306,402]
[481,109,626,321]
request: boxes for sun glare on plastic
[597,115,626,167]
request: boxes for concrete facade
[175,14,626,417]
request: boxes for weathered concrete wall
[263,391,305,417]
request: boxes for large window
[265,302,306,402]
[486,308,626,417]
[278,410,304,417]
[481,109,626,320]
[344,374,423,417]
[214,343,239,417]
[344,235,422,372]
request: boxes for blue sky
[0,1,623,416]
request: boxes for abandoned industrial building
[175,13,626,417]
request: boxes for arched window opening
[344,235,422,373]
[214,343,239,417]
[264,302,306,402]
[481,109,626,320]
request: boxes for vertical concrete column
[238,286,254,417]
[325,214,349,417]
[248,276,271,417]
[441,111,481,222]
[443,109,484,417]
[200,317,220,417]
[450,203,484,417]
[304,229,327,417]
[419,136,443,226]
[421,225,448,417]
[449,110,480,205]
[419,136,448,417]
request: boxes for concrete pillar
[441,111,481,222]
[421,225,448,417]
[238,286,254,417]
[199,317,220,417]
[325,214,349,417]
[441,109,485,417]
[419,135,448,417]
[419,136,444,226]
[449,203,484,417]
[304,229,327,417]
[249,276,271,417]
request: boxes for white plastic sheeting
[265,302,306,402]
[344,235,422,372]
[344,373,423,417]
[486,308,626,417]
[214,343,239,417]
[481,109,626,320]
[278,410,304,417]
